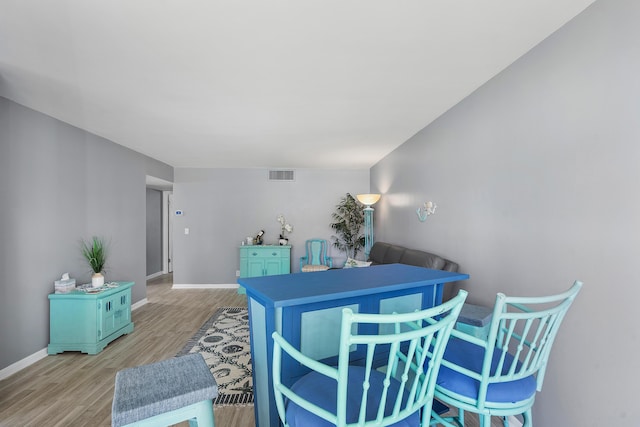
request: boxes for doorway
[165,191,173,273]
[146,175,174,277]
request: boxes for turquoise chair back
[432,280,583,427]
[300,239,333,269]
[272,290,468,427]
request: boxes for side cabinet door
[264,259,282,276]
[114,289,131,330]
[281,248,291,274]
[248,259,265,277]
[98,297,117,340]
[239,249,249,278]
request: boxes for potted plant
[81,236,108,287]
[330,193,365,260]
[277,214,293,245]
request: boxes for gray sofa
[367,242,459,272]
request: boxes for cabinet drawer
[248,248,285,258]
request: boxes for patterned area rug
[177,307,253,406]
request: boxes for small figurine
[255,230,265,245]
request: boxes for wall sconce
[356,194,381,259]
[416,201,437,222]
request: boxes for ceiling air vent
[268,169,295,181]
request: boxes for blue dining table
[238,263,470,427]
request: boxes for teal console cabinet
[238,245,291,294]
[48,281,135,355]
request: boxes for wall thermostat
[175,210,184,216]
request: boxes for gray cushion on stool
[458,304,493,327]
[112,353,218,427]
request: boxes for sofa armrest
[442,260,459,272]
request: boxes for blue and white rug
[177,307,253,406]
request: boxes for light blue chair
[300,239,333,272]
[430,281,582,427]
[272,290,468,427]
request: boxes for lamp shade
[356,194,381,206]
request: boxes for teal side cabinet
[238,245,291,294]
[48,281,135,355]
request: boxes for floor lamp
[356,194,381,260]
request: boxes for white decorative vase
[91,272,105,288]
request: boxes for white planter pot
[91,273,105,288]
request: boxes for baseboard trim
[508,415,523,426]
[172,283,239,289]
[131,298,148,311]
[146,271,164,280]
[0,348,48,381]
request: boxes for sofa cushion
[400,249,446,270]
[367,242,459,273]
[382,245,405,264]
[368,242,390,265]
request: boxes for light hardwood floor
[0,275,506,427]
[0,275,253,427]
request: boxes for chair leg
[521,410,532,427]
[479,414,492,427]
[188,400,215,427]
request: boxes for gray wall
[172,168,369,284]
[0,97,173,371]
[146,188,163,275]
[370,0,639,425]
[145,157,174,184]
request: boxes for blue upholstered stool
[111,353,217,427]
[455,303,493,340]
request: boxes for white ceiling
[0,0,595,170]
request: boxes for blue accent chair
[300,239,333,272]
[431,281,583,427]
[272,290,468,427]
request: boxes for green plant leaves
[329,193,365,259]
[81,236,108,274]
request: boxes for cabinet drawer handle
[252,252,258,256]
[272,252,277,256]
